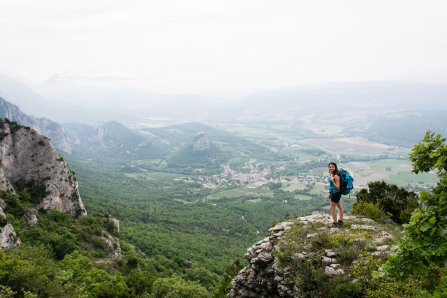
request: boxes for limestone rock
[229,213,400,297]
[0,119,86,217]
[325,265,344,276]
[0,167,15,193]
[0,222,21,248]
[193,134,210,152]
[22,207,38,228]
[102,231,122,259]
[229,221,303,298]
[0,97,71,153]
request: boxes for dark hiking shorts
[330,191,341,203]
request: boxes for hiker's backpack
[339,169,354,195]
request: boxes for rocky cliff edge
[0,118,87,248]
[229,213,398,297]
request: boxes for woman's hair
[328,162,341,176]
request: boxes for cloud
[1,0,447,96]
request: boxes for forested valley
[1,118,442,297]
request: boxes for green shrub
[350,200,388,222]
[0,285,16,297]
[366,277,423,298]
[0,244,57,296]
[0,216,7,228]
[1,192,25,217]
[382,131,447,285]
[152,277,210,297]
[332,279,363,298]
[310,231,332,251]
[355,181,418,224]
[428,267,447,297]
[212,259,244,297]
[125,270,155,296]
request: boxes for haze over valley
[1,1,447,296]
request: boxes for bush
[1,192,25,217]
[380,131,447,293]
[125,270,155,296]
[355,181,418,224]
[0,245,57,296]
[152,277,210,297]
[350,200,388,222]
[310,231,332,251]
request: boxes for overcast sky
[1,0,447,97]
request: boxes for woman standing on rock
[328,162,343,227]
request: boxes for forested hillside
[65,155,335,274]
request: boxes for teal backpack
[339,169,354,195]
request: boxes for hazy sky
[1,0,447,97]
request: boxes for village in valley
[182,159,331,191]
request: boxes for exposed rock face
[1,199,21,248]
[22,208,39,228]
[0,167,15,193]
[229,221,300,298]
[193,133,210,152]
[0,97,71,153]
[0,223,21,248]
[61,121,152,157]
[102,222,122,259]
[229,213,396,298]
[0,119,86,217]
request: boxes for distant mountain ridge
[61,121,153,158]
[0,96,276,165]
[0,97,71,153]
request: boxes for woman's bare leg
[337,202,344,221]
[330,201,338,223]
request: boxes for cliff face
[193,134,211,152]
[61,121,152,158]
[229,213,397,298]
[0,118,86,217]
[0,97,71,153]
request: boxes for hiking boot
[329,222,339,228]
[338,220,344,227]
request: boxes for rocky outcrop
[0,118,87,248]
[0,97,71,153]
[101,218,121,259]
[22,208,39,228]
[0,222,21,248]
[229,221,299,298]
[0,119,86,217]
[193,133,210,152]
[0,167,15,193]
[1,200,21,248]
[229,213,396,297]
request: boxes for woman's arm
[331,175,340,190]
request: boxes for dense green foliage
[379,131,447,294]
[350,200,388,222]
[0,193,229,297]
[65,155,339,274]
[353,181,418,224]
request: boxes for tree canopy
[380,131,447,294]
